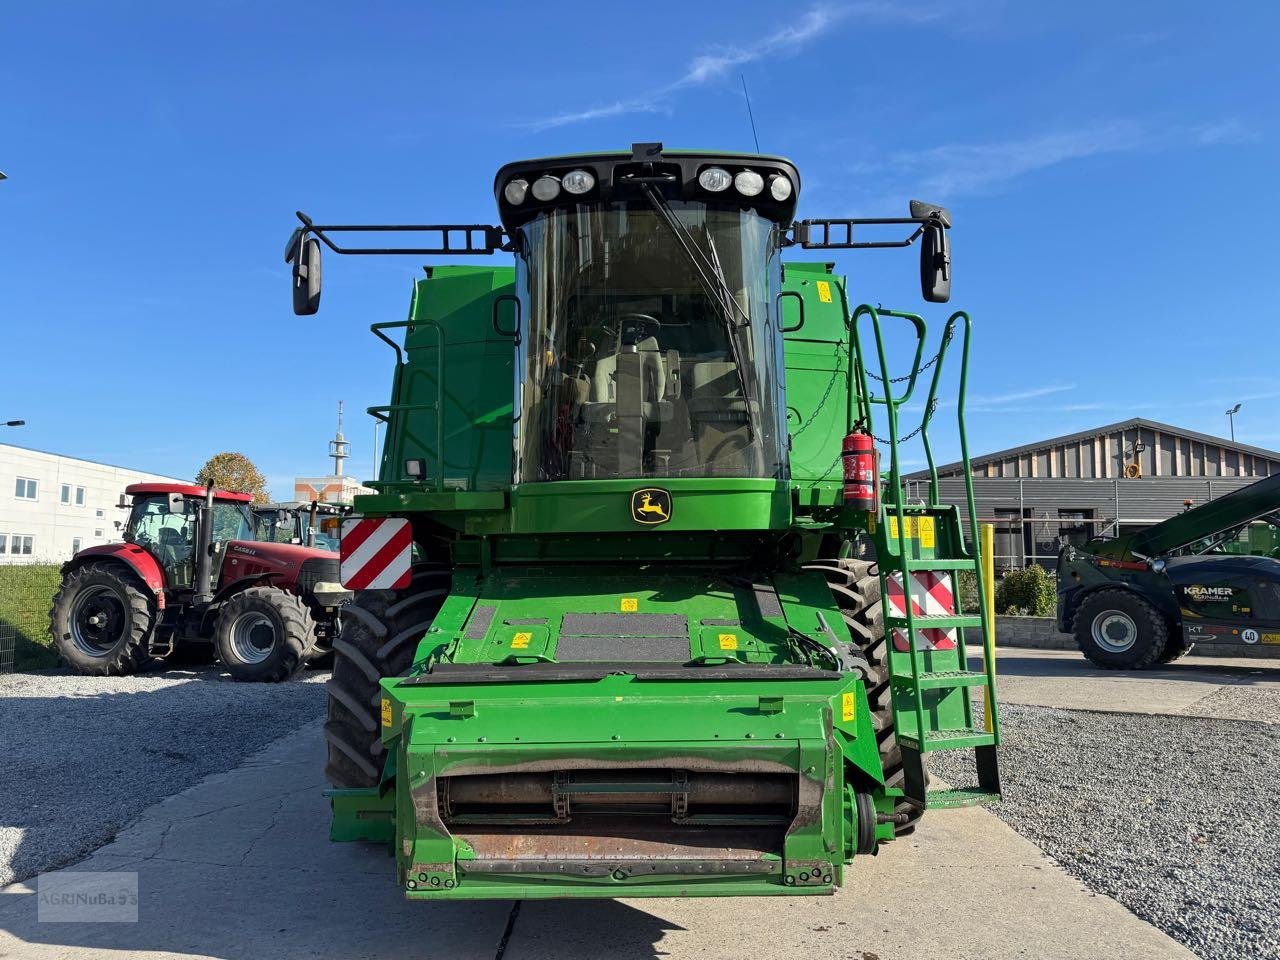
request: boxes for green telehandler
[285,143,1001,900]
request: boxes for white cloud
[965,383,1077,410]
[527,4,936,131]
[864,118,1256,199]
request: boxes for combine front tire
[806,558,922,836]
[49,564,155,675]
[1073,588,1168,669]
[214,587,312,682]
[325,566,450,788]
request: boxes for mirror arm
[292,211,509,257]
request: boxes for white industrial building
[0,443,188,564]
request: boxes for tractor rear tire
[1074,588,1168,669]
[49,563,155,676]
[324,565,451,788]
[214,587,312,682]
[805,558,922,837]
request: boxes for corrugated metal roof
[904,418,1280,480]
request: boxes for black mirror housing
[292,237,322,315]
[919,221,951,303]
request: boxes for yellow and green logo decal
[631,488,672,525]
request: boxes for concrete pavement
[985,647,1280,720]
[0,719,1195,960]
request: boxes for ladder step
[892,670,989,690]
[899,727,997,753]
[926,787,1000,809]
[885,614,982,630]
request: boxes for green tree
[195,452,270,504]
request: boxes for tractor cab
[121,484,255,588]
[493,152,801,482]
[253,501,344,551]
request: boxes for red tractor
[49,483,350,681]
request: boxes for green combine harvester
[285,143,1000,899]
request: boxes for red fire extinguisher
[842,430,879,512]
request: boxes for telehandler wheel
[324,565,451,788]
[1074,588,1168,669]
[805,558,923,836]
[214,586,312,683]
[1156,634,1194,664]
[49,563,155,676]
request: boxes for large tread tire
[1074,588,1168,669]
[325,565,451,788]
[49,563,155,676]
[213,586,312,683]
[805,557,921,836]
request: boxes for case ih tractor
[50,483,350,681]
[287,143,1001,899]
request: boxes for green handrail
[369,319,447,494]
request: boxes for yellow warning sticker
[620,598,639,613]
[841,692,855,723]
[511,632,532,649]
[887,516,916,539]
[381,698,393,727]
[718,633,739,650]
[917,516,936,548]
[816,280,832,303]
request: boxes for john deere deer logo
[631,488,672,525]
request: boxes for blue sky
[2,1,1277,493]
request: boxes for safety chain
[863,326,954,384]
[789,343,845,440]
[805,399,939,486]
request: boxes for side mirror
[289,235,322,315]
[167,492,186,514]
[919,221,950,303]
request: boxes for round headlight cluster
[698,167,733,192]
[503,178,529,205]
[769,174,793,201]
[504,169,595,204]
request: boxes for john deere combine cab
[286,143,1000,899]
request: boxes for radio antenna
[740,73,760,152]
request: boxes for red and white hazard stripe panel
[885,571,958,652]
[339,517,412,590]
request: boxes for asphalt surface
[0,665,327,887]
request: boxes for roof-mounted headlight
[503,178,529,204]
[698,167,732,192]
[769,174,793,201]
[531,176,561,202]
[734,170,764,197]
[561,169,595,195]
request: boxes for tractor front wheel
[806,558,923,837]
[214,587,312,682]
[1074,588,1169,669]
[325,566,450,788]
[50,563,155,675]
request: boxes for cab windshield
[514,200,786,482]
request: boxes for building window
[61,484,72,504]
[0,534,6,553]
[76,486,86,506]
[94,528,103,538]
[15,478,37,500]
[96,509,105,518]
[72,537,82,553]
[5,535,34,555]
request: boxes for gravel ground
[0,666,327,887]
[1176,684,1280,724]
[933,703,1280,960]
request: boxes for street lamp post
[1226,403,1242,442]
